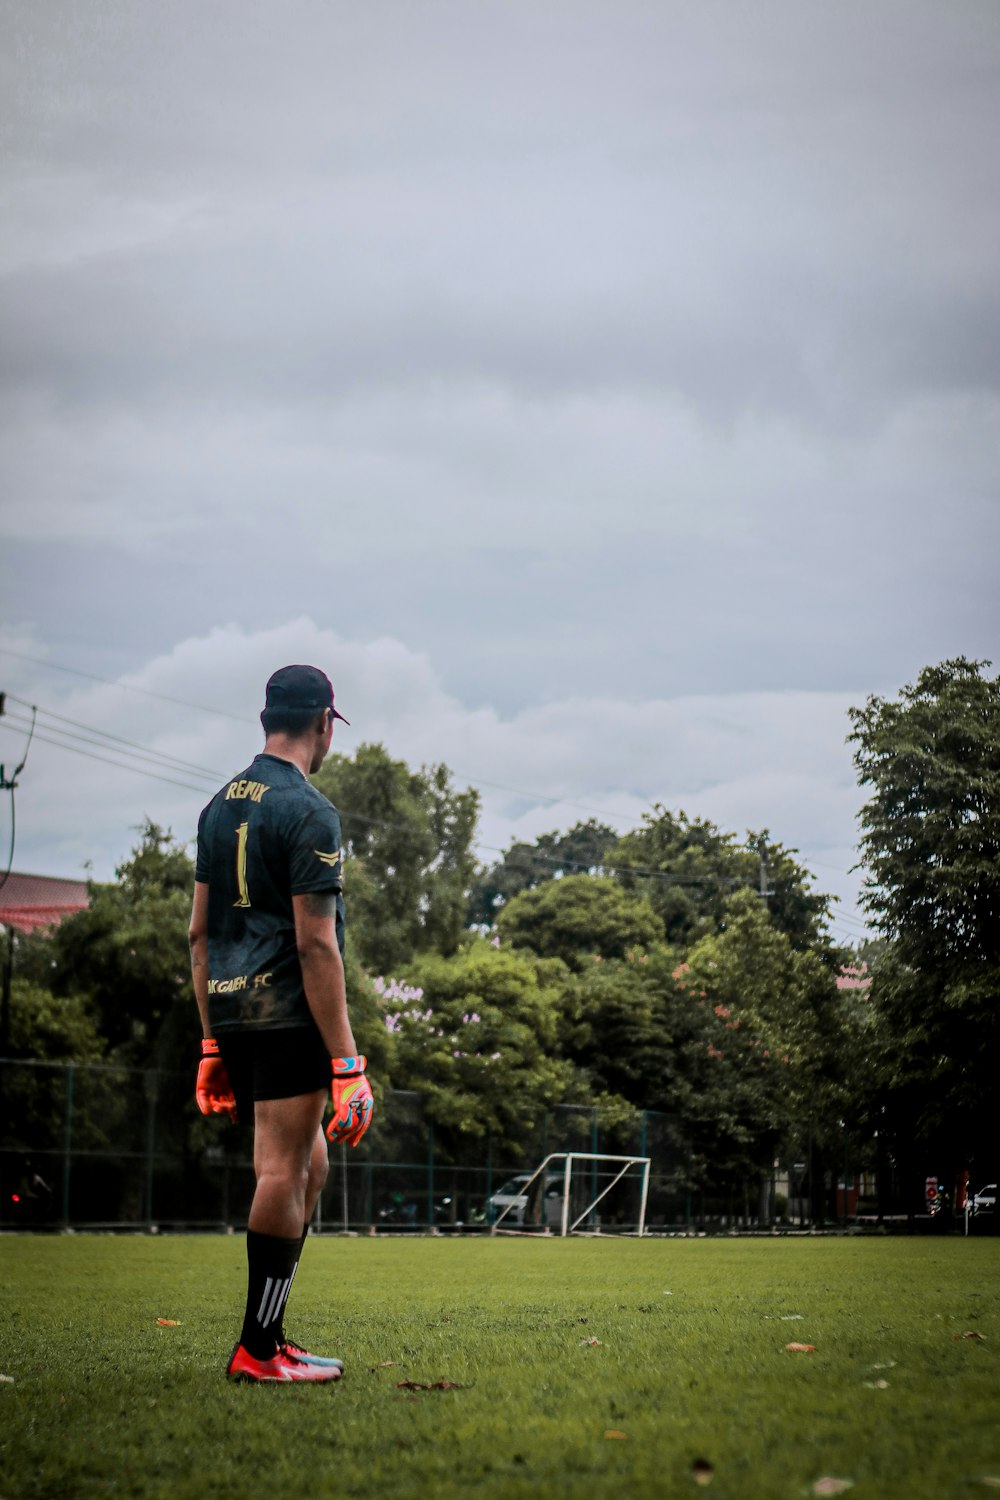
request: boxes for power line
[3,701,225,781]
[0,699,37,892]
[0,720,215,795]
[1,657,869,898]
[2,649,867,878]
[0,648,250,724]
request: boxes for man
[190,664,374,1384]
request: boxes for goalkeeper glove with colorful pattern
[326,1056,374,1147]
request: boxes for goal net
[489,1152,651,1236]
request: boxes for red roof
[0,871,90,935]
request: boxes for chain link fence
[5,1057,927,1233]
[1,1057,694,1233]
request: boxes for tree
[312,745,479,973]
[849,658,1000,1184]
[467,820,619,925]
[611,808,834,953]
[40,821,195,1067]
[671,890,857,1210]
[850,658,1000,969]
[559,947,675,1113]
[0,977,108,1163]
[496,874,664,970]
[374,943,579,1161]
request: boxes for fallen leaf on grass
[155,1319,180,1327]
[691,1457,714,1486]
[954,1330,986,1341]
[812,1480,853,1496]
[871,1361,897,1370]
[395,1379,467,1391]
[785,1343,817,1353]
[371,1361,400,1369]
[862,1379,889,1389]
[604,1430,628,1440]
[780,1314,805,1321]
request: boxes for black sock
[240,1230,301,1359]
[276,1223,311,1349]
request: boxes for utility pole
[0,692,36,1054]
[757,845,773,905]
[0,923,11,1055]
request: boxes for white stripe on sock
[263,1276,290,1329]
[256,1276,275,1325]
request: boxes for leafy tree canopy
[611,807,833,953]
[559,948,675,1114]
[664,890,845,1186]
[496,873,664,970]
[375,944,578,1159]
[38,821,195,1066]
[312,744,479,974]
[849,657,1000,969]
[849,658,1000,1166]
[467,819,619,925]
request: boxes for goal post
[489,1152,652,1236]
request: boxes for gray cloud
[1,0,997,937]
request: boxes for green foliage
[849,657,1000,967]
[378,943,579,1158]
[559,948,675,1112]
[849,659,1000,1166]
[0,979,108,1153]
[467,819,619,924]
[312,744,479,973]
[670,890,848,1188]
[38,821,195,1067]
[4,978,105,1064]
[611,808,833,953]
[341,945,394,1080]
[496,874,664,970]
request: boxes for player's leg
[227,1091,340,1382]
[219,1028,340,1382]
[249,1089,326,1237]
[237,1088,326,1351]
[279,1122,344,1369]
[305,1122,329,1221]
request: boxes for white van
[973,1183,996,1216]
[485,1174,564,1227]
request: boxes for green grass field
[0,1234,997,1499]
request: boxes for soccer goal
[489,1152,652,1237]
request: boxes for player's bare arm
[188,880,212,1037]
[293,889,357,1059]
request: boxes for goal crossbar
[490,1152,652,1237]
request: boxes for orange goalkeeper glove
[326,1056,374,1147]
[195,1037,238,1123]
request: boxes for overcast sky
[1,0,998,947]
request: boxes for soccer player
[190,664,374,1383]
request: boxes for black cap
[263,665,350,724]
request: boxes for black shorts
[217,1025,330,1124]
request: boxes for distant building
[0,871,89,935]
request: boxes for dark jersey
[195,753,345,1032]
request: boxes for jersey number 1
[233,821,251,908]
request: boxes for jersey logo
[314,849,342,868]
